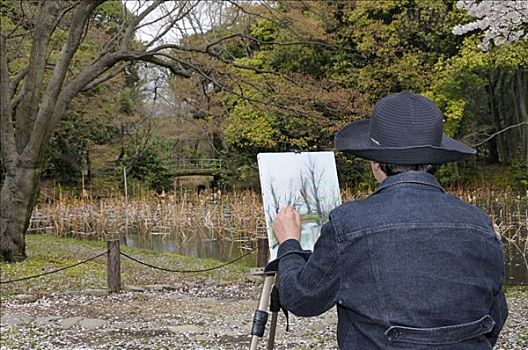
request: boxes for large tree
[0,0,287,262]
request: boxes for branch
[11,90,25,111]
[120,0,163,50]
[13,0,61,154]
[226,0,285,27]
[0,36,19,172]
[81,63,126,92]
[6,29,34,39]
[9,66,29,96]
[23,0,106,164]
[148,42,299,84]
[472,121,528,147]
[144,1,201,48]
[153,51,315,118]
[136,54,192,78]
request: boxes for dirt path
[1,283,339,350]
[1,283,527,350]
[1,236,526,349]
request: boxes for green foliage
[120,88,135,115]
[93,1,134,34]
[43,97,119,183]
[508,158,528,192]
[125,137,176,192]
[425,36,489,136]
[426,37,527,166]
[225,102,279,149]
[331,0,462,103]
[335,154,377,192]
[249,19,278,43]
[10,0,524,192]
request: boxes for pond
[504,243,527,285]
[122,233,256,267]
[123,230,527,285]
[29,188,528,284]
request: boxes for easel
[249,267,281,350]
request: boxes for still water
[504,246,527,285]
[122,231,527,285]
[122,233,256,266]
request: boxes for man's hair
[379,163,437,176]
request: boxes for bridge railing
[166,159,222,172]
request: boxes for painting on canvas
[257,152,341,260]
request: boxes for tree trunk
[0,166,41,262]
[515,70,528,167]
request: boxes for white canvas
[257,152,342,260]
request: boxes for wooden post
[123,167,128,200]
[256,237,269,267]
[107,240,121,293]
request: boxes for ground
[0,235,527,349]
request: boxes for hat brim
[334,119,476,164]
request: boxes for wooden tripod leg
[267,276,281,350]
[249,274,275,350]
[267,311,278,350]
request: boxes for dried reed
[31,188,527,261]
[28,187,526,283]
[31,190,266,242]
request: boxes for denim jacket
[276,171,508,349]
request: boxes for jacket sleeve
[277,221,340,317]
[486,286,508,346]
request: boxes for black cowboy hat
[334,92,476,164]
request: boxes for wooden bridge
[167,159,222,177]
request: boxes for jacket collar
[373,171,445,195]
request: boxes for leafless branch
[145,1,201,48]
[226,0,283,27]
[472,121,528,147]
[149,42,299,83]
[9,66,29,95]
[81,63,126,91]
[23,0,106,162]
[0,36,18,172]
[13,0,61,155]
[6,29,34,39]
[120,0,163,50]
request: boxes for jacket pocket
[384,315,495,345]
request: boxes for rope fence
[120,249,255,274]
[0,239,265,290]
[0,250,109,284]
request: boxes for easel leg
[267,278,282,350]
[267,311,278,350]
[250,273,276,350]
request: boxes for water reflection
[122,233,255,266]
[122,230,527,284]
[504,244,528,285]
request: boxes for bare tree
[265,178,299,224]
[299,173,313,213]
[305,156,325,220]
[0,0,290,262]
[266,180,281,224]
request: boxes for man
[272,92,508,349]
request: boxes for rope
[120,249,255,273]
[0,250,108,284]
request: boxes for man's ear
[370,161,387,183]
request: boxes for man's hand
[273,206,302,244]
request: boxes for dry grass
[458,189,528,277]
[30,188,527,273]
[31,190,266,242]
